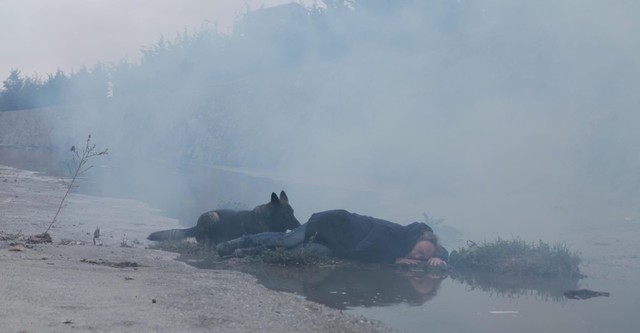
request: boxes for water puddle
[185,256,638,333]
[188,258,449,309]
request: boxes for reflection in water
[187,257,583,311]
[187,259,445,309]
[450,270,580,302]
[187,257,636,333]
[257,266,444,309]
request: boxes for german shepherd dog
[147,191,300,246]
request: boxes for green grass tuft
[148,240,210,255]
[449,238,582,278]
[248,247,335,266]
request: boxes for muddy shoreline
[0,165,399,333]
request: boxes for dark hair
[414,231,449,261]
[416,231,439,245]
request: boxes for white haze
[0,0,299,80]
[7,0,640,242]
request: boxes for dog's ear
[271,192,281,206]
[279,191,289,204]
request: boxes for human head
[406,232,439,261]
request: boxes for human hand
[395,258,422,265]
[427,257,446,266]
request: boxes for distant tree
[0,69,46,110]
[0,69,25,110]
[0,64,109,110]
[40,69,71,105]
[67,64,109,101]
[2,69,23,92]
[21,74,44,108]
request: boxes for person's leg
[216,233,277,256]
[232,246,266,258]
[216,224,307,256]
[247,224,306,248]
[288,242,333,257]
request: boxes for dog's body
[147,191,300,245]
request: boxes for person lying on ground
[216,209,448,265]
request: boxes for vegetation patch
[80,258,141,268]
[449,238,582,278]
[247,247,341,267]
[148,240,210,256]
[0,231,22,241]
[45,135,108,234]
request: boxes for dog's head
[264,190,301,231]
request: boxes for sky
[0,0,302,81]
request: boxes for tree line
[0,1,331,111]
[0,0,438,111]
[0,66,109,111]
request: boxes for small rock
[9,244,26,252]
[564,289,610,300]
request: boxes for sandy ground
[0,165,400,333]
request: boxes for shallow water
[355,221,639,333]
[352,277,637,333]
[185,255,638,333]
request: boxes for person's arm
[395,242,449,266]
[395,258,422,265]
[396,257,446,266]
[351,225,396,262]
[426,257,446,266]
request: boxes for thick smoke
[31,0,640,240]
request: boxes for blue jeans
[219,224,332,256]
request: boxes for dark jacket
[304,210,447,263]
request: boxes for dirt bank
[0,165,399,333]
